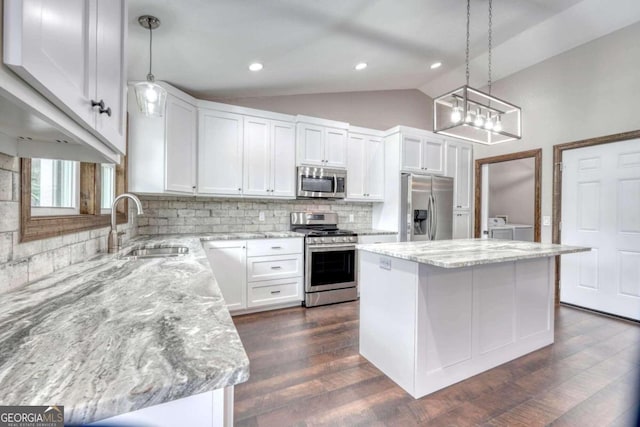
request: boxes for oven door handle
[307,244,356,251]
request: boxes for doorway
[474,149,542,242]
[553,130,640,321]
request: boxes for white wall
[488,158,535,225]
[473,22,640,242]
[207,89,433,131]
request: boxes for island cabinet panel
[359,251,555,399]
[420,267,473,372]
[359,253,418,394]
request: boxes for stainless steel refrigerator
[400,174,454,241]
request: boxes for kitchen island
[356,239,590,398]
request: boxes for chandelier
[433,0,521,145]
[134,15,167,118]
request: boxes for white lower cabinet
[205,238,303,314]
[88,387,233,427]
[453,210,472,239]
[204,240,247,311]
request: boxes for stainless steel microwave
[297,166,346,199]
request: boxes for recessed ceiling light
[355,62,368,71]
[430,62,442,69]
[249,62,263,72]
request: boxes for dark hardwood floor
[232,302,640,426]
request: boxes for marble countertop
[351,229,398,236]
[198,231,304,241]
[0,235,250,425]
[357,238,591,268]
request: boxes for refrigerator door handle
[433,194,438,240]
[429,194,437,240]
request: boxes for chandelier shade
[433,85,521,145]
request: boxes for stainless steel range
[291,212,358,307]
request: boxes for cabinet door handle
[271,246,282,249]
[270,290,281,294]
[271,266,282,270]
[91,99,111,117]
[238,188,242,191]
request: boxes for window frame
[20,157,128,243]
[30,158,81,217]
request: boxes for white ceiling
[127,0,640,99]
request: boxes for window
[20,157,128,243]
[101,164,116,213]
[30,159,80,216]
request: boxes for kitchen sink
[122,246,189,259]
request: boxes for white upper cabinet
[198,109,244,196]
[165,96,197,193]
[128,84,197,194]
[347,128,384,202]
[4,0,127,154]
[243,117,295,198]
[400,133,444,175]
[445,140,473,210]
[296,116,349,169]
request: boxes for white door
[4,0,97,126]
[243,117,271,196]
[205,242,247,312]
[366,136,385,201]
[401,135,423,173]
[271,120,296,198]
[423,139,445,175]
[561,138,640,320]
[165,96,196,193]
[94,0,126,153]
[347,133,366,200]
[325,128,347,168]
[297,123,324,166]
[453,211,472,239]
[198,110,243,195]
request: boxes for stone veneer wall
[0,153,137,293]
[137,195,373,235]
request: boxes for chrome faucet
[108,193,144,253]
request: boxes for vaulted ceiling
[127,0,640,99]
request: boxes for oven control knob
[342,237,348,242]
[320,237,326,243]
[332,237,337,243]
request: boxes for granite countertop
[0,235,251,425]
[351,229,398,236]
[198,231,304,241]
[357,238,591,268]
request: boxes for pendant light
[433,0,521,145]
[134,15,167,118]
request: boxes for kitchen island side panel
[359,250,419,395]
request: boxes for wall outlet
[259,211,265,222]
[349,214,354,223]
[542,216,551,226]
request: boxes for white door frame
[552,129,640,306]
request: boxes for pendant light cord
[465,0,470,86]
[488,0,493,94]
[147,18,154,81]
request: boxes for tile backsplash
[137,196,373,235]
[0,153,137,293]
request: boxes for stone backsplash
[137,196,373,235]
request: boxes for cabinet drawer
[358,234,398,245]
[247,254,302,281]
[247,238,303,257]
[248,277,302,307]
